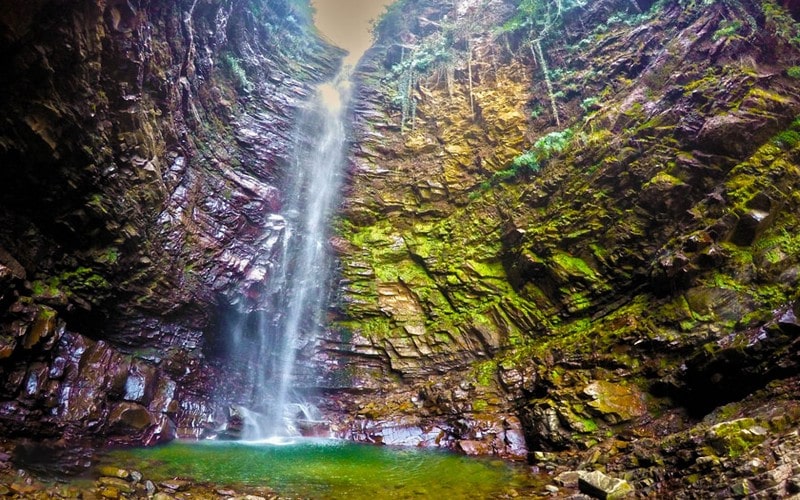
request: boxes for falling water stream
[226,72,351,441]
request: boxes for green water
[99,439,543,499]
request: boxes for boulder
[108,402,155,433]
[578,470,634,499]
[582,381,647,424]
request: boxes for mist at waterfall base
[215,75,350,442]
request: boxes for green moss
[473,360,498,387]
[99,247,119,264]
[755,228,800,260]
[772,129,800,149]
[339,317,395,339]
[465,260,506,279]
[580,418,598,432]
[551,251,597,279]
[30,279,64,299]
[60,267,111,294]
[472,399,489,412]
[643,171,684,188]
[787,66,800,79]
[39,308,57,320]
[707,418,767,458]
[753,283,787,309]
[31,280,45,296]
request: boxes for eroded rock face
[3,0,800,495]
[319,0,800,487]
[0,0,342,450]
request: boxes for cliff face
[2,0,800,495]
[0,0,341,456]
[323,0,800,493]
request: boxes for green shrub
[581,97,600,113]
[713,20,742,41]
[511,150,541,172]
[773,129,800,149]
[533,128,574,159]
[529,104,544,119]
[475,128,573,191]
[223,54,252,92]
[787,66,800,79]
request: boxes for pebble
[160,479,190,491]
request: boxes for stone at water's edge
[578,470,634,500]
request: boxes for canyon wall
[0,0,341,459]
[318,0,800,495]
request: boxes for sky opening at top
[311,0,395,66]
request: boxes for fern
[223,53,252,92]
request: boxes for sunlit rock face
[318,0,800,492]
[0,0,342,453]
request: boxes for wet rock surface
[0,0,342,449]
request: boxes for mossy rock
[583,380,647,424]
[705,418,768,458]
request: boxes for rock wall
[322,0,800,494]
[2,0,800,494]
[0,0,342,456]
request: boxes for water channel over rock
[220,73,351,441]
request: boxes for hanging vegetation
[378,0,485,132]
[499,0,590,126]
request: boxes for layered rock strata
[318,0,800,494]
[0,0,341,453]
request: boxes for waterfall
[225,71,350,441]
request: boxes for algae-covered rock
[706,418,768,457]
[583,381,647,424]
[97,466,130,480]
[578,470,635,499]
